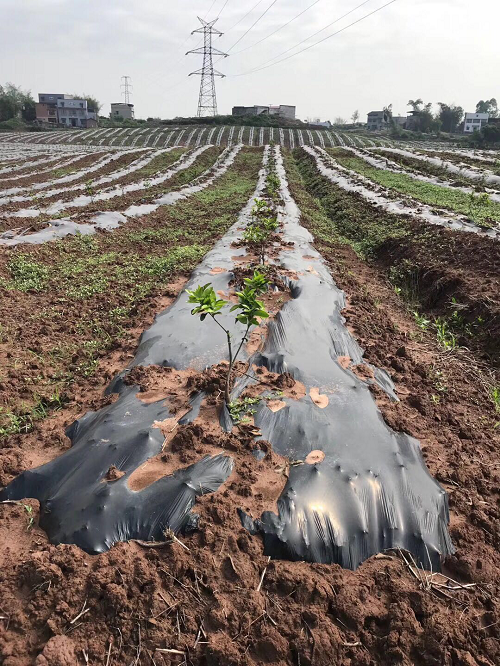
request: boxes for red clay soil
[0,151,114,188]
[0,147,220,229]
[1,236,499,665]
[295,146,500,362]
[0,152,102,179]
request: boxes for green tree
[407,100,437,133]
[481,124,500,143]
[73,94,101,113]
[351,109,360,124]
[0,83,35,121]
[407,98,423,112]
[476,98,498,117]
[437,103,464,133]
[187,272,269,405]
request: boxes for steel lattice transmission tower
[187,17,227,117]
[121,76,132,104]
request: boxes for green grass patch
[327,148,500,228]
[0,148,264,434]
[291,148,410,258]
[132,148,185,178]
[1,255,50,292]
[0,391,69,437]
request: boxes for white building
[463,112,489,133]
[36,94,97,127]
[110,103,135,120]
[57,98,97,128]
[367,110,391,130]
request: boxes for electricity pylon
[187,18,227,117]
[121,76,132,104]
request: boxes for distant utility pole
[121,76,132,104]
[187,18,227,117]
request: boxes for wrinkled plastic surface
[1,386,232,553]
[234,149,453,570]
[0,147,453,569]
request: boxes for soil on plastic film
[0,147,263,434]
[0,152,108,186]
[0,147,212,224]
[0,148,498,666]
[293,147,500,363]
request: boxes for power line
[231,0,322,56]
[238,0,374,68]
[231,0,396,76]
[204,0,218,19]
[216,0,231,19]
[188,18,228,116]
[224,0,266,32]
[224,0,279,54]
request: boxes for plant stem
[211,315,234,405]
[226,324,251,404]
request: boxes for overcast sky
[2,0,499,121]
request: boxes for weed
[491,387,500,413]
[435,318,457,350]
[23,504,34,530]
[4,255,49,292]
[413,311,431,330]
[388,261,420,305]
[329,149,500,227]
[429,369,448,394]
[229,396,262,424]
[0,392,68,438]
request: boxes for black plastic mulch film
[0,147,454,570]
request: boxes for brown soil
[0,152,108,186]
[1,148,499,665]
[0,148,199,224]
[297,147,500,363]
[376,222,500,361]
[1,242,499,665]
[0,148,263,427]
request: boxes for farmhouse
[232,104,296,120]
[366,110,392,130]
[35,94,97,128]
[463,112,489,133]
[110,102,135,120]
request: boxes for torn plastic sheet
[1,386,232,553]
[307,146,499,239]
[0,145,242,246]
[0,146,453,570]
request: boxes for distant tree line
[377,97,499,144]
